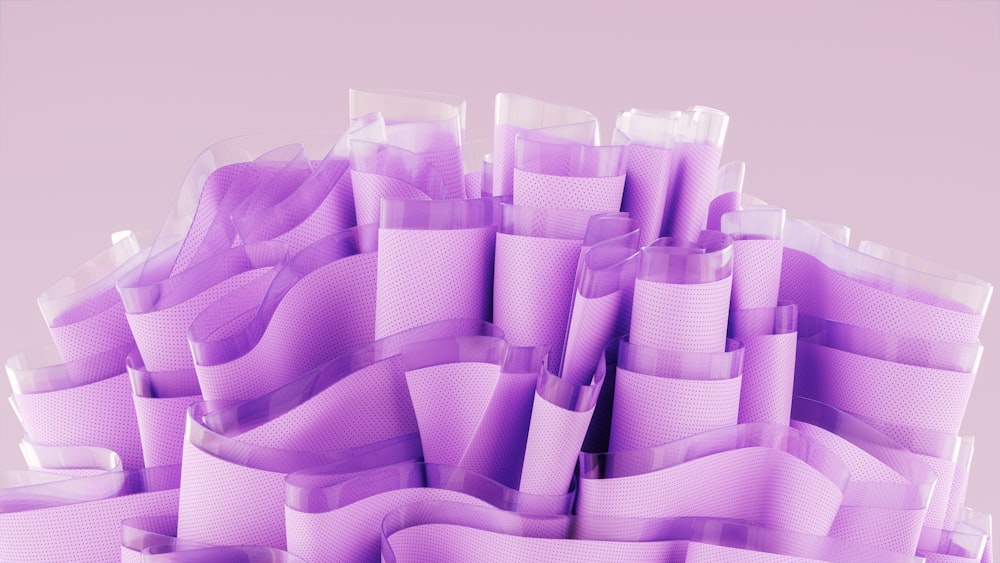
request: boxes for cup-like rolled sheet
[630,230,733,352]
[706,160,745,232]
[513,121,627,212]
[723,205,786,311]
[127,351,201,468]
[189,224,378,401]
[731,303,798,425]
[492,93,597,197]
[375,197,498,339]
[608,336,744,450]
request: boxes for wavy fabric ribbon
[1,89,994,563]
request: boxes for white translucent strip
[349,88,466,130]
[714,160,745,197]
[680,106,729,146]
[495,93,597,136]
[613,108,683,149]
[784,220,992,315]
[722,205,786,240]
[136,131,343,286]
[36,231,149,326]
[19,441,122,475]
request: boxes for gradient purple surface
[1,0,998,520]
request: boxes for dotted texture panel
[235,357,417,451]
[273,171,357,255]
[609,368,741,451]
[577,446,843,537]
[464,170,483,199]
[519,392,595,496]
[913,452,957,530]
[561,291,622,386]
[686,543,825,563]
[0,486,178,563]
[420,145,464,198]
[945,460,971,529]
[48,294,135,365]
[13,372,144,469]
[171,162,246,276]
[737,332,797,425]
[731,238,784,311]
[385,523,688,562]
[662,142,724,243]
[126,268,269,372]
[780,249,984,344]
[513,169,626,212]
[350,170,430,226]
[375,227,495,340]
[406,362,501,468]
[177,438,287,550]
[195,253,377,401]
[132,393,201,467]
[491,124,521,197]
[620,143,673,246]
[630,277,732,353]
[287,488,491,563]
[493,234,582,369]
[795,341,975,437]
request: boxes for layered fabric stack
[0,90,992,563]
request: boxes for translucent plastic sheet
[0,90,993,563]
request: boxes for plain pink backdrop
[1,0,998,520]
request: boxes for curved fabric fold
[492,93,597,198]
[375,197,498,339]
[730,302,799,425]
[379,501,923,562]
[578,422,850,536]
[513,121,628,212]
[723,205,786,311]
[7,345,144,470]
[177,319,501,550]
[189,224,379,401]
[0,464,180,562]
[706,160,745,232]
[285,461,573,562]
[127,350,202,467]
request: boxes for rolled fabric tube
[349,89,466,202]
[7,346,144,470]
[0,464,180,563]
[518,348,607,496]
[493,204,607,369]
[189,224,379,401]
[285,461,573,563]
[559,217,641,386]
[608,336,744,450]
[374,197,498,339]
[614,108,683,246]
[176,319,499,550]
[379,501,923,563]
[578,422,849,536]
[629,230,734,352]
[917,512,991,563]
[492,93,597,197]
[706,160,745,232]
[791,397,938,554]
[731,303,798,425]
[461,137,492,199]
[349,135,450,226]
[513,121,628,212]
[662,106,729,243]
[402,334,544,487]
[723,205,786,311]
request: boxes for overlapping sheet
[0,89,994,563]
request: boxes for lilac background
[1,0,998,518]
